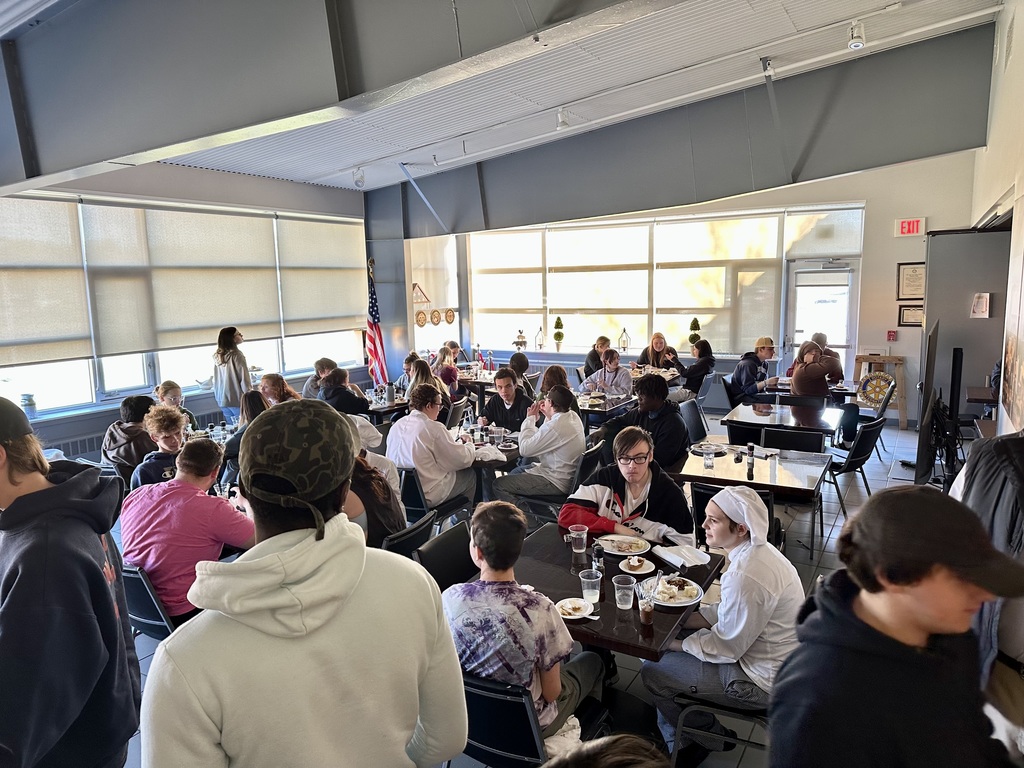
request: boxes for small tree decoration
[688,317,702,346]
[553,316,564,351]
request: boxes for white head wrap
[709,486,769,546]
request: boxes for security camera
[848,22,866,50]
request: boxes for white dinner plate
[597,534,651,556]
[555,598,594,620]
[690,442,728,457]
[619,557,656,575]
[639,575,704,607]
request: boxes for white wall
[629,151,978,422]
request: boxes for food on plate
[654,575,700,602]
[558,599,587,617]
[624,556,647,572]
[605,537,647,554]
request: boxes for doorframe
[782,257,862,375]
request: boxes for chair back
[762,428,824,453]
[445,396,469,429]
[381,509,435,557]
[695,371,715,408]
[875,381,897,419]
[122,563,175,640]
[834,417,886,474]
[575,366,586,385]
[397,467,431,523]
[721,374,741,408]
[690,482,774,549]
[726,422,763,447]
[525,371,541,388]
[572,439,606,490]
[776,395,827,408]
[413,521,479,592]
[461,673,546,768]
[679,399,707,444]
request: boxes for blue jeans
[220,406,240,422]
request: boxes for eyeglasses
[617,453,650,466]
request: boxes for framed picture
[898,305,924,327]
[897,262,926,300]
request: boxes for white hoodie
[141,515,467,767]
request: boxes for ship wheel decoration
[858,371,894,407]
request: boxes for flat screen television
[914,321,940,485]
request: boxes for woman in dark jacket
[346,457,407,547]
[584,336,611,378]
[318,368,371,416]
[668,339,716,402]
[222,390,271,484]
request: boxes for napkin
[652,544,710,569]
[474,445,508,462]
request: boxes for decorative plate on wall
[430,309,442,326]
[444,308,456,324]
[415,310,428,327]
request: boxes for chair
[524,370,541,392]
[443,673,610,768]
[858,380,896,460]
[671,693,769,763]
[122,562,175,641]
[679,399,707,444]
[762,428,825,453]
[575,366,587,385]
[825,417,886,521]
[413,521,479,592]
[725,422,763,447]
[395,466,471,528]
[694,372,716,431]
[776,395,827,408]
[445,396,468,429]
[512,440,606,518]
[721,374,741,409]
[381,509,436,557]
[689,482,781,551]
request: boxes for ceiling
[15,0,1004,193]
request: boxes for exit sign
[894,217,926,237]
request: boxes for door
[783,259,859,377]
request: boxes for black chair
[671,693,769,763]
[381,509,436,558]
[122,562,175,641]
[689,482,782,551]
[725,422,762,447]
[445,396,469,429]
[396,466,471,528]
[679,399,707,444]
[776,395,827,408]
[857,380,896,460]
[721,374,741,409]
[575,366,587,385]
[694,372,716,431]
[443,673,610,768]
[762,428,825,453]
[413,521,479,592]
[513,440,606,518]
[825,416,886,521]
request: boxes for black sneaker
[603,654,619,686]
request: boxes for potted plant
[553,316,564,352]
[688,317,702,346]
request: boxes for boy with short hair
[443,501,605,737]
[131,404,189,489]
[101,394,157,484]
[769,485,1024,767]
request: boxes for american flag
[366,258,389,387]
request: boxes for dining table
[721,403,844,436]
[367,399,410,424]
[513,523,725,661]
[458,370,498,418]
[772,378,861,400]
[577,394,637,435]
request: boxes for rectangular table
[966,386,999,406]
[721,403,844,435]
[367,400,409,424]
[772,379,861,400]
[514,523,725,661]
[578,395,637,435]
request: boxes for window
[282,331,364,373]
[0,359,94,412]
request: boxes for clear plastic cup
[612,574,636,610]
[639,597,655,625]
[702,444,715,471]
[568,524,588,554]
[579,569,602,604]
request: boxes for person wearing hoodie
[589,374,690,471]
[317,367,371,416]
[666,339,716,403]
[212,326,251,422]
[130,404,189,490]
[141,398,467,767]
[728,336,779,405]
[0,397,141,768]
[101,394,157,485]
[769,486,1024,768]
[641,486,803,767]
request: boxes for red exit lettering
[894,218,926,237]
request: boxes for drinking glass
[568,524,588,554]
[702,444,715,471]
[612,575,636,610]
[579,569,602,604]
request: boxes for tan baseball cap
[754,336,776,349]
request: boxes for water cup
[579,569,602,604]
[702,444,715,471]
[612,574,636,610]
[568,524,588,554]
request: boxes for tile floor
[121,420,927,767]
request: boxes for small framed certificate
[897,262,926,300]
[898,306,924,327]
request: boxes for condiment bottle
[592,543,605,573]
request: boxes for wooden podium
[854,355,908,429]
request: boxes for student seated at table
[407,358,452,422]
[769,486,1024,768]
[345,456,407,548]
[540,365,582,419]
[667,340,716,403]
[318,367,370,416]
[791,340,859,449]
[633,332,678,370]
[102,394,158,485]
[558,427,692,541]
[386,383,476,507]
[784,332,842,377]
[480,366,532,431]
[394,351,419,392]
[300,357,336,399]
[443,501,605,738]
[432,345,460,396]
[154,379,199,431]
[588,375,689,470]
[259,373,301,406]
[584,336,612,378]
[222,391,271,485]
[641,486,803,766]
[579,348,633,397]
[509,352,536,399]
[120,439,255,627]
[729,336,780,405]
[493,386,585,505]
[131,405,188,490]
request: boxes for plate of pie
[596,534,651,556]
[556,598,594,620]
[639,574,703,607]
[620,555,655,575]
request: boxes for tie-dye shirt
[442,580,573,728]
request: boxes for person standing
[0,397,141,768]
[729,336,779,404]
[213,326,250,422]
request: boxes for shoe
[839,440,855,450]
[603,655,619,686]
[721,727,738,751]
[674,742,711,767]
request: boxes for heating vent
[48,435,105,461]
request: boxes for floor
[120,419,924,767]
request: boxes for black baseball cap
[0,397,33,443]
[848,485,1024,597]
